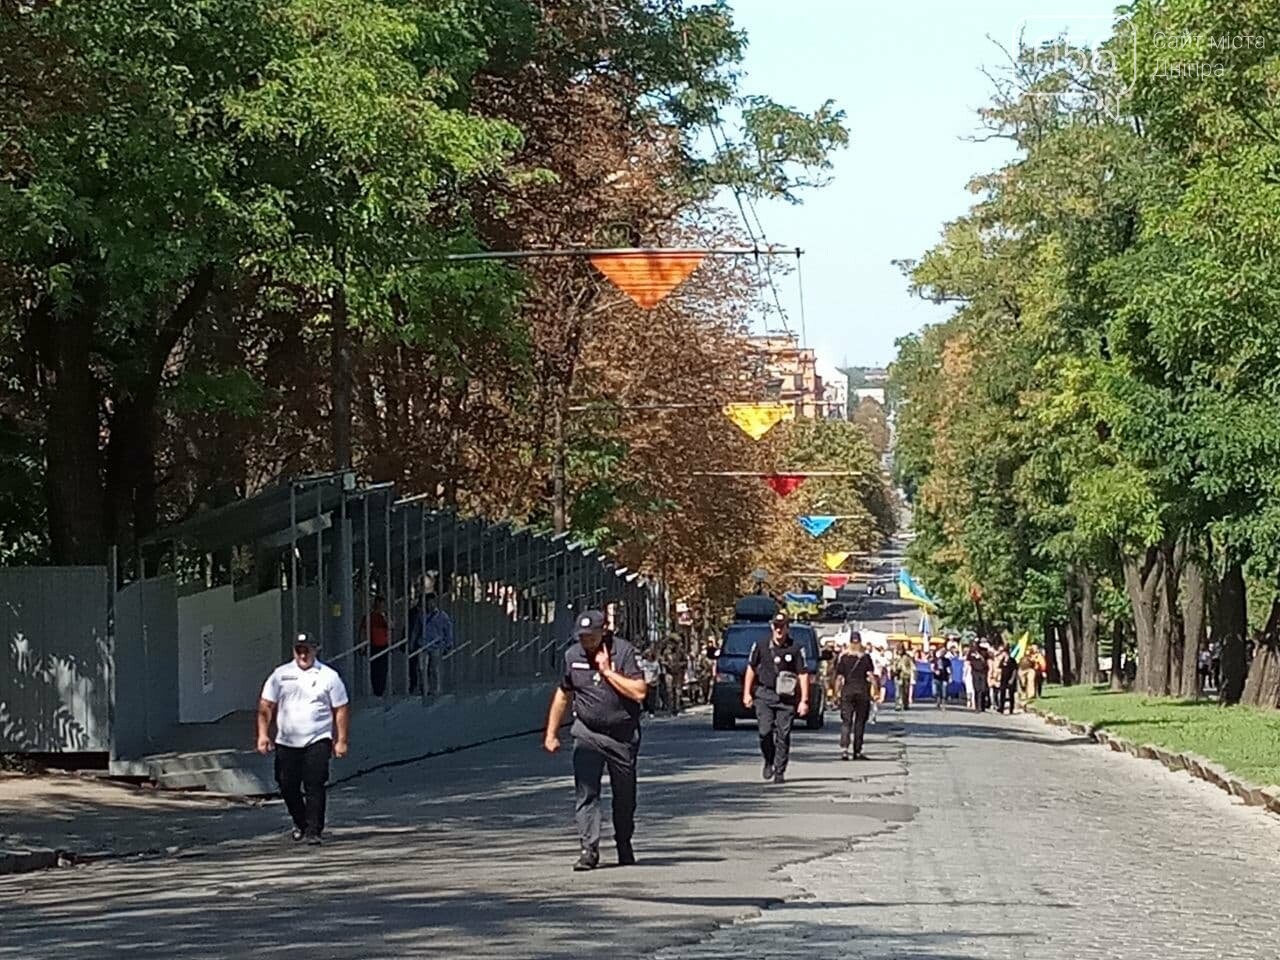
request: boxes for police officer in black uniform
[544,610,648,871]
[742,612,810,784]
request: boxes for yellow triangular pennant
[823,552,851,571]
[723,402,794,441]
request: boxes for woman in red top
[361,596,391,696]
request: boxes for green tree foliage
[889,0,1280,707]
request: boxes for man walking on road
[835,635,876,760]
[544,611,648,871]
[966,641,991,713]
[893,645,916,711]
[742,612,810,785]
[930,645,951,709]
[256,633,350,845]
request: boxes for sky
[721,0,1121,369]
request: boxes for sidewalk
[0,772,269,872]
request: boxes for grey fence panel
[0,567,111,753]
[113,576,178,760]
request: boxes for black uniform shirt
[749,638,806,699]
[966,649,990,678]
[561,636,643,738]
[835,651,874,698]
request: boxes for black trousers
[370,649,389,696]
[974,678,990,711]
[839,693,871,756]
[754,688,796,774]
[274,738,332,837]
[573,728,639,852]
[998,679,1017,713]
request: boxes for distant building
[815,358,848,420]
[842,366,888,411]
[748,334,825,419]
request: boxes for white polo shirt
[261,660,350,748]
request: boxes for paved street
[4,702,1279,958]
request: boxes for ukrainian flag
[897,568,939,612]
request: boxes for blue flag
[798,515,838,538]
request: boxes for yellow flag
[823,551,851,571]
[723,402,794,441]
[1010,631,1030,662]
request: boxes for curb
[1026,705,1280,819]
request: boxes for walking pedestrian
[1018,648,1037,707]
[358,595,390,697]
[892,644,915,711]
[998,646,1019,714]
[256,633,350,845]
[966,641,990,712]
[963,651,975,709]
[742,612,810,785]
[409,592,454,695]
[835,636,876,760]
[930,646,951,709]
[543,611,648,871]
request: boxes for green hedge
[1040,686,1280,787]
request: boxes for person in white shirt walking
[256,633,350,845]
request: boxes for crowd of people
[821,633,1050,716]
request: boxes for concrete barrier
[137,682,556,796]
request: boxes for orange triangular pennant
[589,251,706,309]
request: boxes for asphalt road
[5,700,1279,958]
[0,710,909,960]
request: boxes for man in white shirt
[256,633,350,845]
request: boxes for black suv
[709,596,828,730]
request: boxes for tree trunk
[1056,621,1074,685]
[552,404,566,534]
[1149,539,1180,698]
[1044,622,1061,683]
[1123,546,1162,694]
[1241,597,1280,709]
[1078,569,1100,686]
[1110,620,1127,691]
[1216,559,1248,705]
[331,282,353,471]
[40,298,106,565]
[1065,572,1082,686]
[1178,551,1207,699]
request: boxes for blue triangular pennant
[798,515,838,538]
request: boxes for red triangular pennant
[825,574,850,589]
[764,474,806,497]
[589,251,706,309]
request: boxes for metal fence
[0,567,111,753]
[1,473,666,758]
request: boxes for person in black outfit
[835,636,875,760]
[998,648,1019,714]
[544,611,648,871]
[966,642,990,712]
[742,612,810,785]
